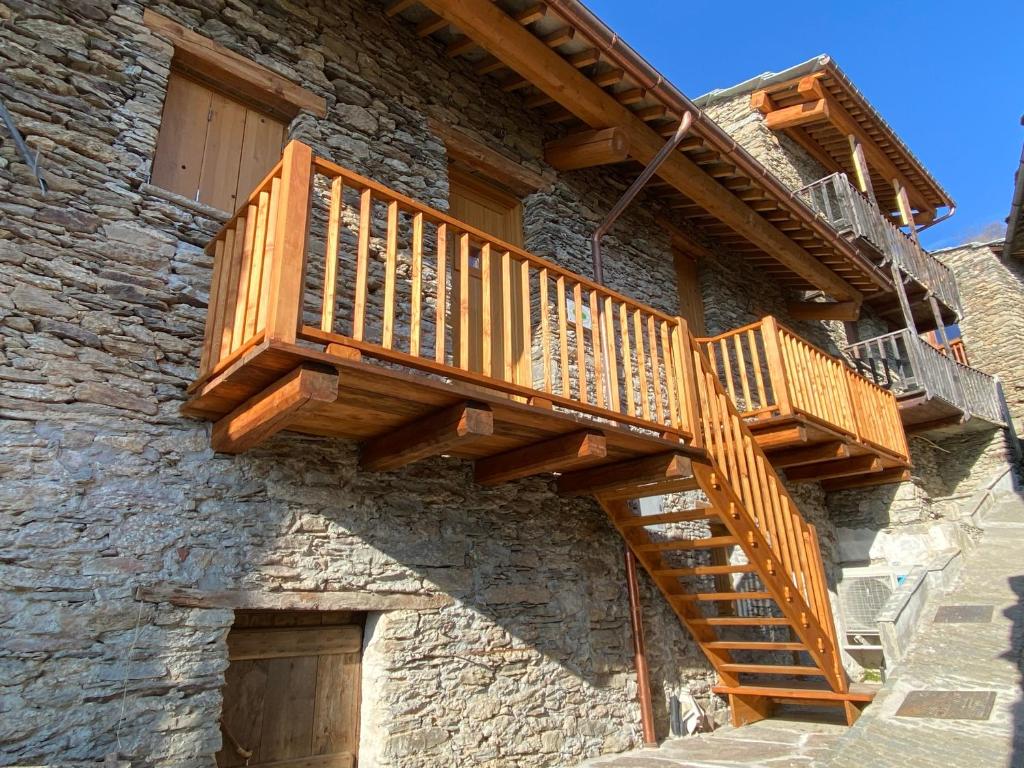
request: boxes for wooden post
[893,181,921,249]
[848,136,874,199]
[890,262,919,337]
[264,140,313,345]
[927,295,953,356]
[760,316,793,417]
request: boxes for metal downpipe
[590,111,693,749]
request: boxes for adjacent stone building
[0,6,1018,768]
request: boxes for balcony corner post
[264,140,315,346]
[761,316,794,417]
[673,316,703,448]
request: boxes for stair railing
[682,320,846,691]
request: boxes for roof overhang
[384,1,902,304]
[696,56,955,225]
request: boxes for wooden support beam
[136,585,452,611]
[796,73,826,100]
[415,0,861,302]
[514,2,548,25]
[905,416,965,434]
[786,300,861,322]
[821,467,911,492]
[558,451,693,497]
[751,424,807,451]
[428,119,549,196]
[544,127,629,171]
[764,99,830,130]
[771,442,850,469]
[474,430,606,485]
[360,402,493,472]
[750,90,775,115]
[211,365,338,454]
[785,455,882,483]
[385,0,417,16]
[415,13,448,36]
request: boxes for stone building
[0,6,1017,768]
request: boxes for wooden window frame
[143,9,326,122]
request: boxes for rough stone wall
[0,1,710,766]
[936,241,1024,425]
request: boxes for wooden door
[448,167,529,386]
[152,71,286,213]
[216,612,362,768]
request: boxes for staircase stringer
[598,497,742,687]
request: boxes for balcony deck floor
[183,340,705,490]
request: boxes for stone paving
[578,492,1024,768]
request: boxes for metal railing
[843,329,1005,427]
[798,173,962,316]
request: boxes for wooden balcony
[699,317,911,491]
[845,330,1008,437]
[183,141,708,496]
[797,173,961,330]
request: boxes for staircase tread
[635,535,738,552]
[674,591,773,602]
[652,564,755,577]
[691,616,791,626]
[712,680,876,702]
[705,641,806,651]
[618,507,718,527]
[719,663,824,676]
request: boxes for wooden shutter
[152,71,285,213]
[217,614,361,768]
[673,248,707,336]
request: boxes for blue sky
[584,0,1024,250]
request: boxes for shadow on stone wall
[1003,574,1023,768]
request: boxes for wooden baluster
[556,275,570,395]
[230,206,259,353]
[245,189,272,339]
[520,259,532,388]
[660,321,679,428]
[720,337,738,407]
[255,177,281,336]
[480,243,492,377]
[221,215,247,356]
[458,232,470,369]
[352,187,372,342]
[646,314,663,423]
[382,200,399,350]
[633,310,650,421]
[321,177,344,333]
[434,223,447,363]
[573,282,586,403]
[733,333,752,413]
[264,141,312,346]
[603,297,621,413]
[675,322,702,445]
[409,211,423,356]
[620,303,635,417]
[747,328,769,413]
[502,251,514,383]
[590,289,605,408]
[200,237,228,377]
[540,268,552,393]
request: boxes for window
[144,10,326,213]
[151,72,286,212]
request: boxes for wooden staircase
[597,335,875,726]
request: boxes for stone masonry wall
[0,1,712,766]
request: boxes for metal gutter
[543,0,890,294]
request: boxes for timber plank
[228,627,362,661]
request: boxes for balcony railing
[698,317,909,462]
[195,141,695,439]
[844,330,1005,427]
[797,173,962,316]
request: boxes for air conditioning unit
[836,567,904,662]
